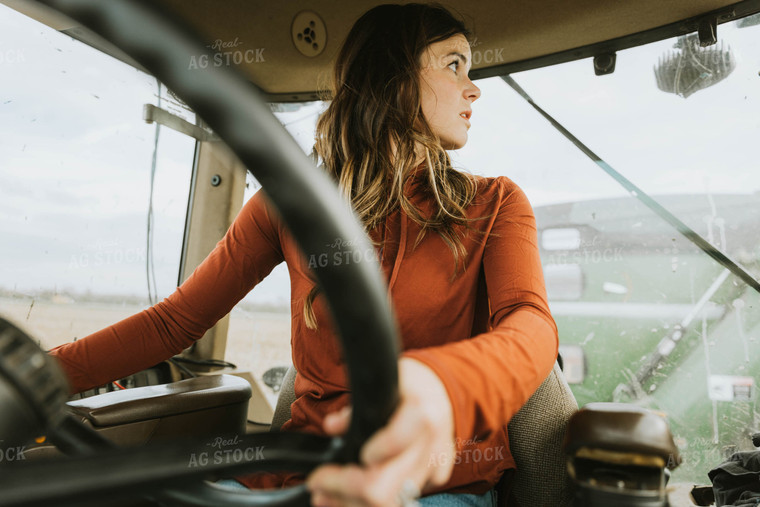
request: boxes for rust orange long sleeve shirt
[50,174,558,495]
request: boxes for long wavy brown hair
[305,3,478,328]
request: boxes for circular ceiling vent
[291,10,326,57]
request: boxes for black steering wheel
[0,0,400,505]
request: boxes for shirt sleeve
[49,190,286,394]
[403,178,558,443]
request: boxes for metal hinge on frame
[143,104,219,142]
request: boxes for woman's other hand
[306,357,456,507]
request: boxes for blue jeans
[215,480,496,506]
[419,490,496,506]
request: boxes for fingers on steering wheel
[360,397,430,466]
[308,435,428,507]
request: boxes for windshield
[455,17,760,483]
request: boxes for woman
[50,4,558,506]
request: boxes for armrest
[67,375,251,427]
[563,402,680,469]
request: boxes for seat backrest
[507,361,577,506]
[270,362,577,506]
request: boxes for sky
[1,4,759,304]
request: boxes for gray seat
[270,362,577,506]
[270,365,297,432]
[507,361,577,506]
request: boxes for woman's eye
[447,60,459,73]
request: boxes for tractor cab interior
[1,1,759,506]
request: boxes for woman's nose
[465,78,481,102]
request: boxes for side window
[0,6,195,350]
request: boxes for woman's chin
[442,138,467,150]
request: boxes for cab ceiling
[3,0,759,101]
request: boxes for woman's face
[418,34,481,150]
